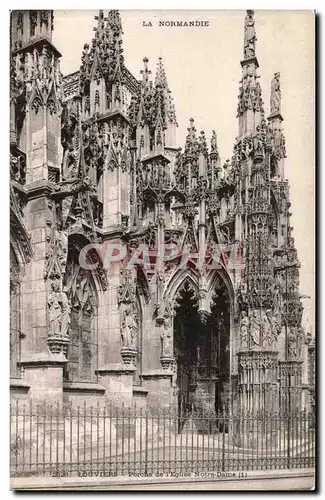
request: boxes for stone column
[17,36,63,404]
[102,116,130,231]
[96,255,135,405]
[142,296,176,409]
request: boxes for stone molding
[132,386,149,395]
[19,352,67,368]
[141,370,173,378]
[63,381,106,394]
[96,364,137,375]
[10,377,30,392]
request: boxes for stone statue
[60,288,71,337]
[272,282,282,312]
[249,309,260,347]
[121,307,138,349]
[211,130,218,153]
[244,10,256,59]
[240,310,249,349]
[270,72,281,115]
[253,133,264,157]
[296,326,305,358]
[48,281,62,336]
[161,324,173,358]
[48,281,71,338]
[287,327,297,359]
[262,309,277,348]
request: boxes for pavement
[11,468,315,491]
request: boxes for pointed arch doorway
[173,276,231,413]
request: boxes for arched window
[10,247,21,378]
[63,246,98,382]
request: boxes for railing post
[222,404,225,472]
[145,407,148,476]
[287,410,290,469]
[76,405,80,474]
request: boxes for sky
[52,10,315,331]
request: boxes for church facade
[10,10,314,413]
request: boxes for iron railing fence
[10,401,315,478]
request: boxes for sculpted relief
[240,307,281,351]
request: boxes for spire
[136,57,153,128]
[107,9,122,34]
[209,130,221,189]
[237,10,264,136]
[140,56,151,87]
[79,9,125,95]
[198,130,208,177]
[184,117,198,158]
[198,130,208,155]
[93,10,106,36]
[107,10,124,82]
[155,57,168,89]
[154,57,177,126]
[154,87,165,150]
[128,55,177,151]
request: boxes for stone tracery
[9,10,313,413]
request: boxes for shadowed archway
[173,273,231,413]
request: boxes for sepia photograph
[9,8,315,491]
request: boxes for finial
[187,117,196,134]
[155,56,168,89]
[140,57,151,84]
[94,10,105,33]
[243,9,256,59]
[211,130,218,153]
[107,10,122,33]
[223,159,230,170]
[185,118,197,157]
[199,130,208,154]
